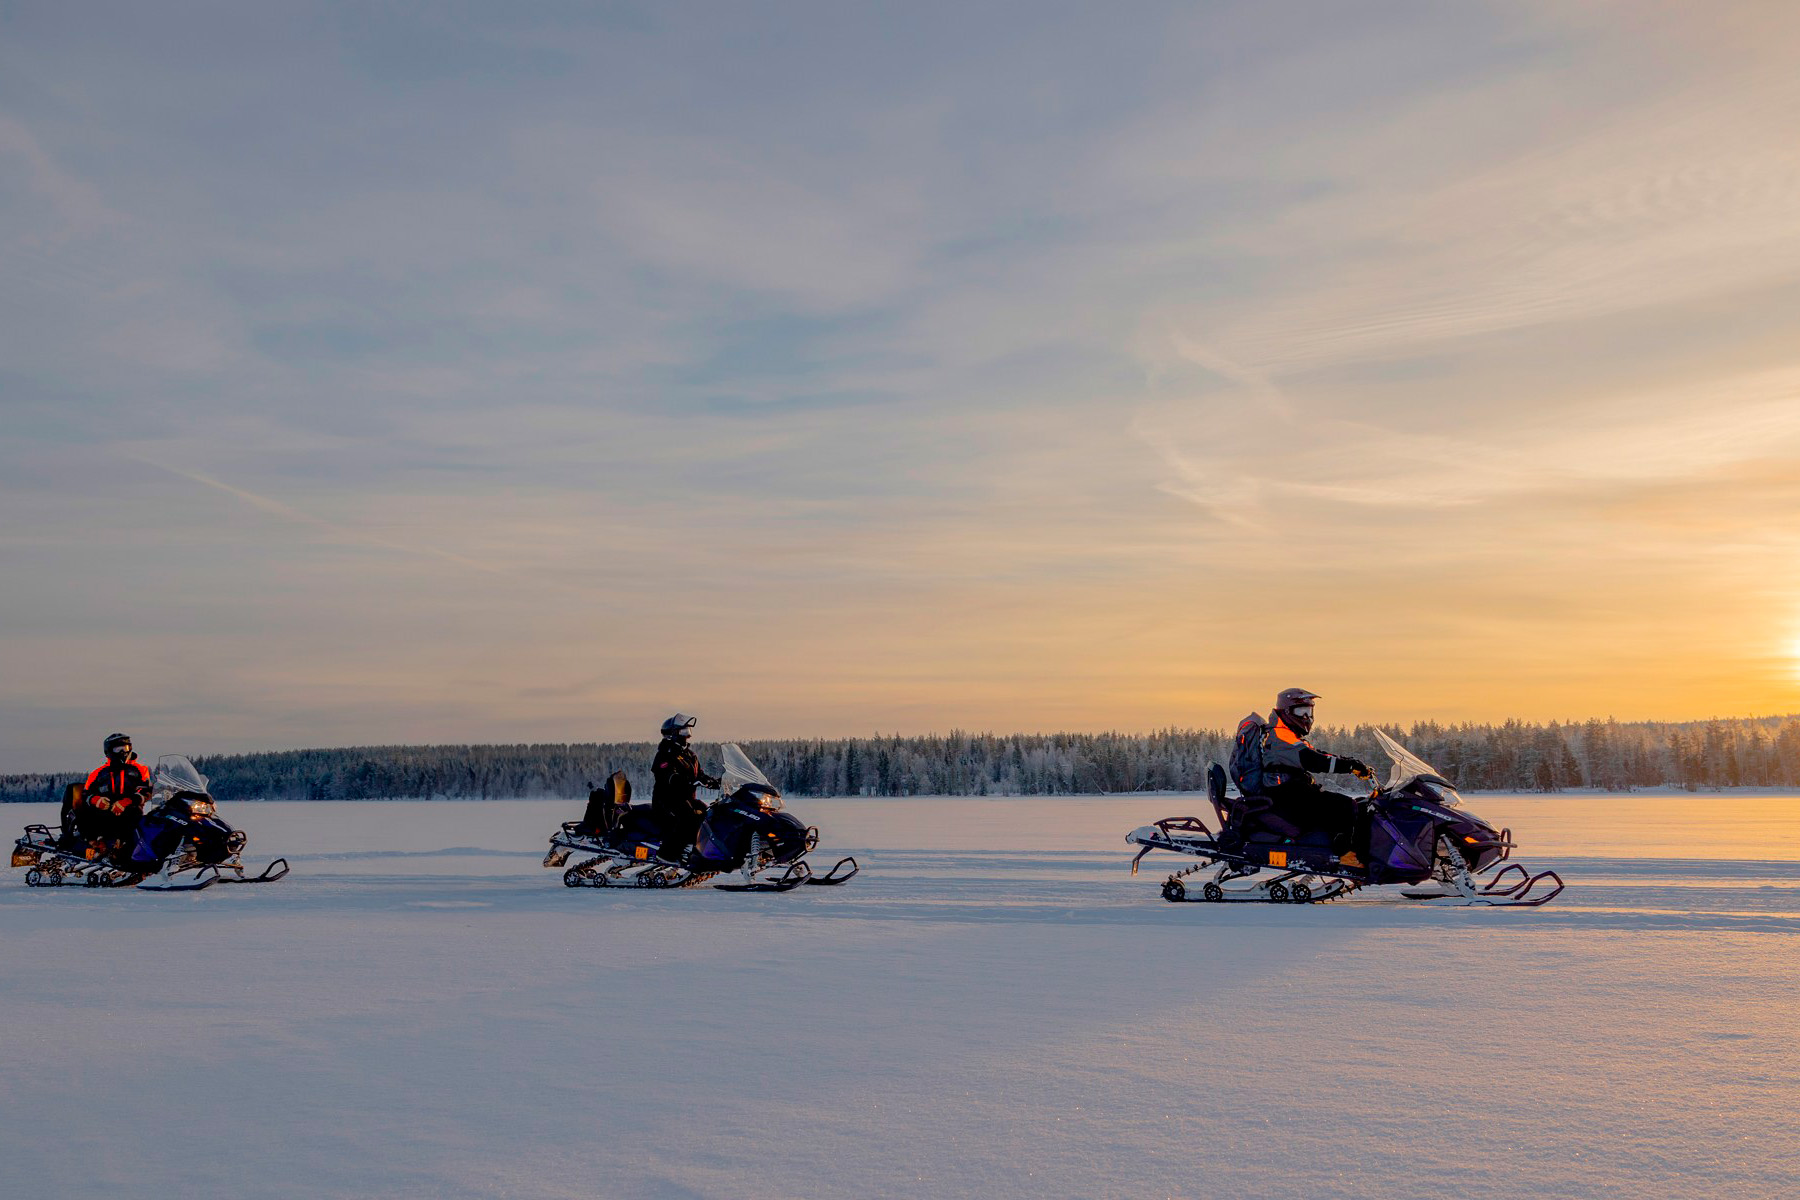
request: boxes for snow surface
[3,792,1798,1199]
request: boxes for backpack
[578,771,632,834]
[1228,712,1268,798]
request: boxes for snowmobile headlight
[191,799,215,817]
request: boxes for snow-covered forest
[6,715,1799,802]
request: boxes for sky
[4,0,1800,770]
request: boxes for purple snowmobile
[1127,729,1563,906]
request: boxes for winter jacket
[650,738,720,817]
[1259,716,1358,792]
[83,760,151,815]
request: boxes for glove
[1341,757,1374,782]
[110,799,131,815]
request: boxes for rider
[69,733,152,855]
[1258,689,1374,869]
[650,714,719,866]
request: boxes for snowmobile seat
[1232,798,1305,843]
[611,805,664,849]
[1214,789,1319,857]
[1211,764,1307,844]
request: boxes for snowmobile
[543,743,857,892]
[1127,729,1563,906]
[12,755,289,892]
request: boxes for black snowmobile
[1127,729,1562,906]
[12,755,289,892]
[543,743,857,892]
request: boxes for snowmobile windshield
[151,755,211,803]
[1371,729,1462,805]
[719,743,782,809]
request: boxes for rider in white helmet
[649,714,719,866]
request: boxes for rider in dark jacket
[1258,689,1374,867]
[650,714,719,866]
[67,732,152,854]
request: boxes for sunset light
[5,7,1800,769]
[4,6,1800,1198]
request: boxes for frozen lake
[4,791,1798,1199]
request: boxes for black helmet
[1273,688,1320,737]
[103,732,135,762]
[660,713,697,742]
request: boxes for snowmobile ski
[1399,856,1564,907]
[804,855,859,886]
[135,853,291,891]
[714,858,812,892]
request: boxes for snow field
[2,793,1797,1199]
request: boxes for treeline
[4,716,1800,803]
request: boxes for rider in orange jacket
[71,733,152,852]
[1258,690,1374,868]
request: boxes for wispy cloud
[132,458,502,574]
[4,2,1800,766]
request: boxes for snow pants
[650,794,706,863]
[1265,781,1361,855]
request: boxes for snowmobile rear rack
[1129,816,1213,875]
